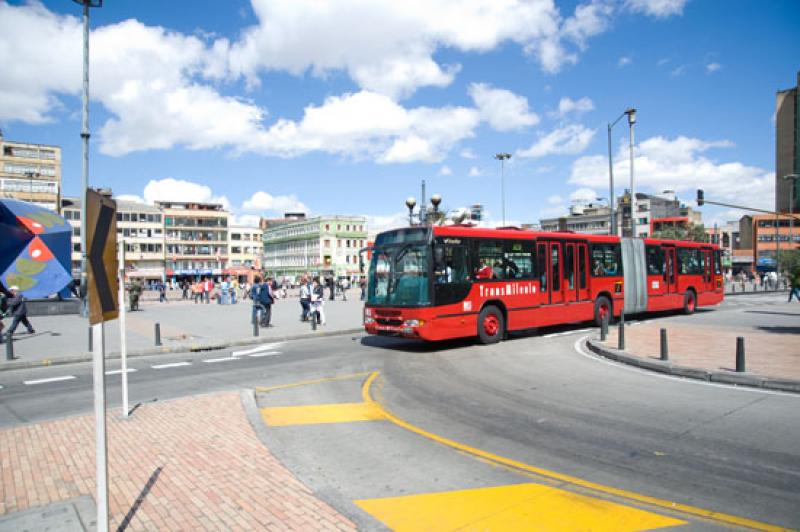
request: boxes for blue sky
[1,0,797,230]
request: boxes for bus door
[663,246,678,295]
[702,249,714,292]
[564,242,580,303]
[548,241,564,305]
[577,243,590,301]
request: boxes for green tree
[778,249,800,275]
[652,224,707,242]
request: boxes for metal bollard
[5,334,13,361]
[88,327,93,352]
[155,323,162,347]
[736,337,745,372]
[618,312,625,350]
[311,311,317,331]
[600,315,608,341]
[660,328,668,361]
[253,316,259,337]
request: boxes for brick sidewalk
[0,393,356,531]
[601,322,800,381]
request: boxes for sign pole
[92,322,109,531]
[118,240,129,418]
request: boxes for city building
[61,195,167,282]
[117,200,166,283]
[617,190,701,237]
[227,225,264,282]
[705,221,741,272]
[262,215,368,281]
[539,203,613,235]
[0,132,61,211]
[158,201,230,280]
[739,214,800,272]
[776,71,799,214]
[259,212,306,230]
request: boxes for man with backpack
[252,276,275,327]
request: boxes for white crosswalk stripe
[24,376,76,385]
[151,362,191,369]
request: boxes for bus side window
[537,243,547,291]
[578,245,587,289]
[565,244,574,290]
[503,240,534,279]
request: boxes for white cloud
[518,124,596,158]
[552,96,594,117]
[670,65,687,77]
[460,148,477,159]
[468,166,484,177]
[569,187,600,203]
[115,194,146,204]
[365,212,409,234]
[468,83,539,131]
[568,135,773,209]
[625,0,688,18]
[230,214,263,227]
[142,178,230,209]
[547,194,563,205]
[561,0,615,49]
[618,56,632,67]
[242,191,308,214]
[706,62,721,73]
[538,205,568,219]
[438,165,453,176]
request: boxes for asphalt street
[0,293,797,530]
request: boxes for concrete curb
[585,338,800,394]
[723,288,788,297]
[0,327,364,373]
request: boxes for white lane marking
[24,375,76,385]
[203,357,241,364]
[151,362,191,369]
[572,336,799,398]
[105,368,138,375]
[231,343,284,357]
[247,351,281,358]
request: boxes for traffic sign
[86,189,119,325]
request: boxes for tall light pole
[405,197,417,226]
[607,108,634,236]
[625,108,637,237]
[495,153,511,226]
[73,0,101,316]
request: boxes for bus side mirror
[434,244,445,269]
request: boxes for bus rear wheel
[683,290,696,315]
[594,296,612,327]
[478,305,505,344]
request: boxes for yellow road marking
[360,372,788,531]
[355,483,686,531]
[260,401,385,426]
[255,371,373,393]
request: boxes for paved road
[0,294,797,530]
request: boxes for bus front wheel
[594,296,612,327]
[478,305,505,344]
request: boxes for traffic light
[697,189,704,206]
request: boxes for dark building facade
[776,71,799,214]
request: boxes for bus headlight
[364,317,375,325]
[403,319,425,327]
[364,308,373,317]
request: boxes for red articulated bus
[363,225,724,344]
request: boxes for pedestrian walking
[192,281,202,303]
[129,280,142,311]
[299,275,311,321]
[789,268,800,302]
[0,280,11,342]
[311,277,326,325]
[203,277,212,304]
[158,281,168,303]
[181,280,189,300]
[341,277,349,301]
[3,286,35,342]
[250,277,265,326]
[360,278,366,301]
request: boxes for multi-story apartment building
[61,195,167,282]
[705,221,740,272]
[117,200,166,282]
[739,214,800,272]
[158,201,229,279]
[617,190,701,237]
[776,71,799,214]
[262,215,368,281]
[540,203,613,235]
[228,226,263,267]
[0,132,61,211]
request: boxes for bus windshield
[368,243,431,306]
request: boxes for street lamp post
[73,0,101,316]
[607,108,635,236]
[405,197,417,226]
[494,153,512,226]
[626,108,637,237]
